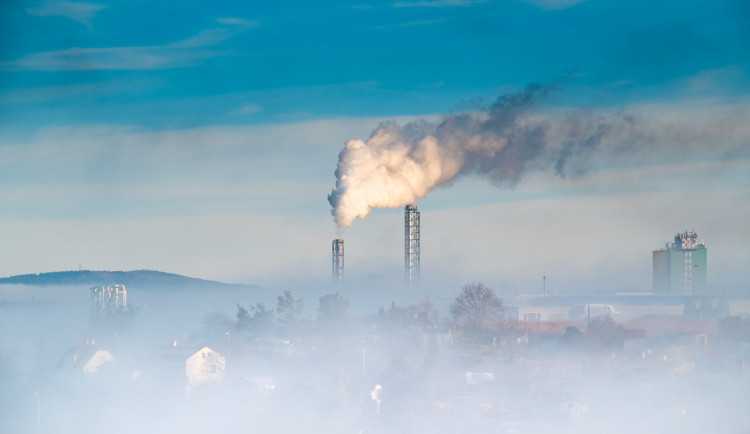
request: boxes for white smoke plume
[328,84,620,228]
[327,83,746,228]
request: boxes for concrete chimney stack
[332,239,344,282]
[405,205,420,289]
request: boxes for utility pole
[33,392,40,434]
[225,331,231,373]
[543,275,547,297]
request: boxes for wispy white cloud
[26,1,107,28]
[0,78,162,105]
[0,17,257,71]
[0,46,216,71]
[374,18,448,29]
[216,17,254,26]
[170,17,257,48]
[687,66,747,93]
[0,117,389,188]
[392,0,488,7]
[602,79,635,88]
[228,103,261,116]
[521,0,589,11]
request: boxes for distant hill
[0,270,253,289]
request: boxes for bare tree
[586,314,623,350]
[235,303,274,332]
[450,282,504,329]
[317,293,349,321]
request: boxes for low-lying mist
[1,282,747,434]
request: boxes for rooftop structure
[653,230,707,295]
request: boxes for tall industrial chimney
[332,238,344,282]
[405,205,420,289]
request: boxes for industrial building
[511,294,750,323]
[653,230,707,295]
[91,284,128,316]
[332,238,344,282]
[405,205,420,289]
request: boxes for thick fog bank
[1,283,748,434]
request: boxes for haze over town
[1,0,749,433]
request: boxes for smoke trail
[327,83,634,228]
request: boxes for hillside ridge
[0,269,252,288]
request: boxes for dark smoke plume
[328,83,743,228]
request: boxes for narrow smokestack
[405,205,420,289]
[332,238,344,282]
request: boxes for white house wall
[185,346,226,389]
[83,350,115,374]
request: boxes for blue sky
[1,0,749,292]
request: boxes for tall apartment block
[653,230,707,295]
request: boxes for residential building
[653,231,707,295]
